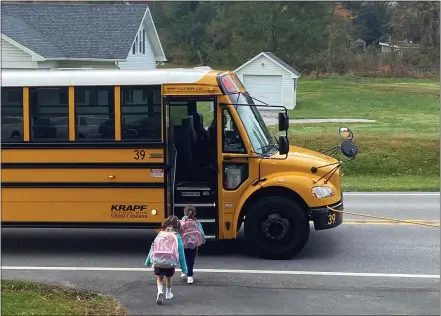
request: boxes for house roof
[1,3,166,61]
[234,52,301,78]
[379,42,420,49]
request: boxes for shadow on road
[1,227,241,254]
[1,224,348,260]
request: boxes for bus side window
[75,86,115,140]
[29,87,69,142]
[222,108,246,154]
[121,86,161,141]
[1,87,24,142]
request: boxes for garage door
[243,75,283,106]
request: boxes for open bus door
[163,97,177,219]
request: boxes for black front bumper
[309,200,344,231]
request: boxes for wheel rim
[261,213,292,241]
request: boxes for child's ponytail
[184,205,197,220]
[161,215,181,231]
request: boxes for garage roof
[234,52,301,78]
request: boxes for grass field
[284,76,440,191]
[1,280,126,316]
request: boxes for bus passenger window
[222,108,246,154]
[121,86,161,141]
[1,87,24,142]
[75,86,115,140]
[30,87,69,142]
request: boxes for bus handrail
[171,144,177,215]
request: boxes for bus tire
[244,196,310,260]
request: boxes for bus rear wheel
[244,196,310,260]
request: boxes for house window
[142,29,146,54]
[1,87,24,142]
[29,87,69,142]
[131,27,146,55]
[120,85,161,141]
[74,86,115,140]
[139,30,142,53]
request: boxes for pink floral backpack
[150,229,179,268]
[180,219,204,249]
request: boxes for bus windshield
[228,92,276,155]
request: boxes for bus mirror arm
[319,128,358,160]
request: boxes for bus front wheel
[244,196,310,260]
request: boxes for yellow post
[114,86,121,141]
[69,86,75,141]
[23,87,30,141]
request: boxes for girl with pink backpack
[145,215,187,305]
[180,205,206,284]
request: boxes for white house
[234,52,301,110]
[1,3,166,70]
[379,41,420,57]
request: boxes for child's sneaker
[166,292,174,299]
[156,292,164,305]
[181,272,187,279]
[187,276,194,284]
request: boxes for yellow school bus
[1,68,358,259]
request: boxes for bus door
[163,96,218,240]
[218,103,256,239]
[163,96,176,218]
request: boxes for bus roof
[1,68,225,87]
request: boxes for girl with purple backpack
[145,215,187,305]
[180,205,206,284]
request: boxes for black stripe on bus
[1,142,164,149]
[1,182,165,188]
[1,222,164,229]
[1,162,165,169]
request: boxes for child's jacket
[145,231,188,274]
[181,216,206,244]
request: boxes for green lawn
[1,280,126,316]
[285,75,440,191]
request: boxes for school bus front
[202,73,356,259]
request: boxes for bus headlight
[312,186,335,198]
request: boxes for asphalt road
[2,192,440,315]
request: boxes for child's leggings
[184,248,197,277]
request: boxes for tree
[345,1,391,45]
[324,2,356,73]
[149,1,438,77]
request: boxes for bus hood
[275,145,337,164]
[261,145,339,178]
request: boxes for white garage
[243,75,283,106]
[234,52,301,110]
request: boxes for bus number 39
[327,213,336,225]
[134,150,146,160]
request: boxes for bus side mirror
[278,112,289,131]
[279,136,289,155]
